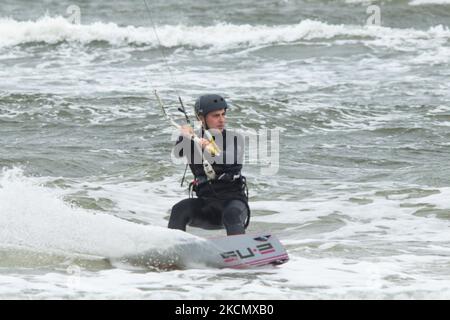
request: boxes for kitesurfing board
[207,233,289,269]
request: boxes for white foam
[2,253,450,299]
[0,168,202,260]
[1,15,449,52]
[251,184,450,244]
[410,0,450,5]
[410,46,450,65]
[2,168,450,298]
[56,174,184,227]
[344,0,376,4]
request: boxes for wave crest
[1,15,449,50]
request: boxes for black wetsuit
[168,129,249,235]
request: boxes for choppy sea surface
[1,0,450,299]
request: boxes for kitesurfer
[168,94,250,235]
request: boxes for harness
[188,173,251,229]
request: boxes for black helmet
[194,94,228,117]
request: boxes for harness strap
[189,174,251,229]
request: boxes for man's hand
[199,138,211,150]
[180,125,194,138]
[179,125,216,155]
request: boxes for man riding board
[168,94,250,235]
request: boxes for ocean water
[1,0,450,299]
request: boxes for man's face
[202,108,226,131]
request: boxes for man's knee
[172,199,191,213]
[169,198,199,230]
[223,200,248,227]
[223,208,242,225]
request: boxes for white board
[208,233,289,269]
